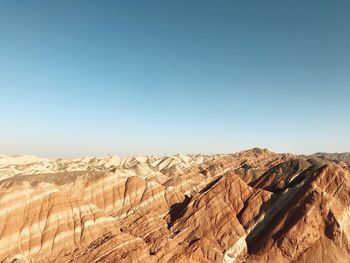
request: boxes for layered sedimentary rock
[0,149,349,262]
[311,152,350,172]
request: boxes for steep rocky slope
[0,149,349,262]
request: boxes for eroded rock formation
[0,149,349,262]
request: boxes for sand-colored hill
[0,149,349,262]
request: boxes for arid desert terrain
[1,148,350,262]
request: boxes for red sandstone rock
[0,149,349,262]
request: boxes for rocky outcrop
[0,149,349,262]
[310,152,350,172]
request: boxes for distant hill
[310,152,350,171]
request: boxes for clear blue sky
[0,1,349,157]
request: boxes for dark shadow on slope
[249,159,312,193]
[168,195,192,229]
[199,176,223,194]
[244,164,326,254]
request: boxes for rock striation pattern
[0,149,350,262]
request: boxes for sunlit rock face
[0,149,350,262]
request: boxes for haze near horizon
[0,0,349,157]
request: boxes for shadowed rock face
[250,159,312,192]
[310,152,350,172]
[0,149,350,262]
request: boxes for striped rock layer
[0,149,350,262]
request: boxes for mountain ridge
[0,148,349,262]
